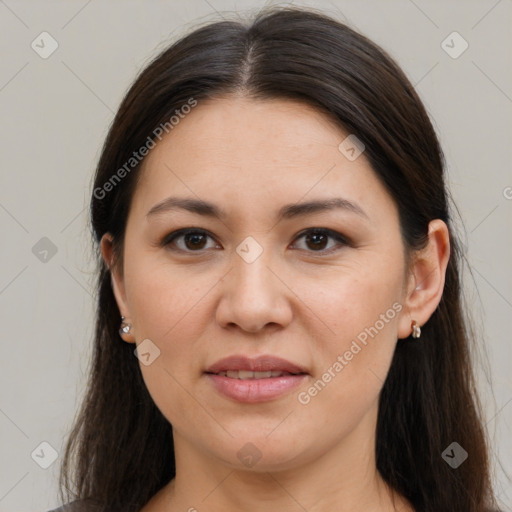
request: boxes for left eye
[292,228,349,253]
[162,228,348,254]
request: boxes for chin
[212,430,313,472]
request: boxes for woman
[50,6,500,512]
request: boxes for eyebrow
[146,196,369,221]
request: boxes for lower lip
[206,373,308,403]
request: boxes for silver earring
[119,316,132,336]
[411,320,421,339]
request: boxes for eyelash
[160,227,351,255]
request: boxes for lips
[205,355,308,375]
[205,355,309,403]
[215,370,295,379]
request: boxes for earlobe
[398,219,451,339]
[119,316,136,343]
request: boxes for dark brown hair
[59,6,500,512]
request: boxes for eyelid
[161,227,351,254]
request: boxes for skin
[101,96,450,512]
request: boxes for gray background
[0,0,511,510]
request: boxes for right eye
[162,228,220,253]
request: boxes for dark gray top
[47,499,503,512]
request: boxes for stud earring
[119,316,132,337]
[411,320,421,339]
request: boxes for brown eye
[162,227,349,255]
[304,231,329,250]
[163,229,218,252]
[293,228,349,254]
[183,232,208,250]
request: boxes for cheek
[295,260,403,345]
[123,259,217,426]
[125,252,213,342]
[293,263,403,415]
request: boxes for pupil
[306,233,327,250]
[186,233,206,249]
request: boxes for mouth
[205,354,308,374]
[210,370,303,379]
[204,355,309,403]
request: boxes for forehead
[132,96,397,223]
[142,96,343,173]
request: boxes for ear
[397,219,451,339]
[100,233,136,343]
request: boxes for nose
[215,250,293,334]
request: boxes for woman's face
[108,96,415,471]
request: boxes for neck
[145,407,412,512]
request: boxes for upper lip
[205,355,308,374]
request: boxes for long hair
[59,6,499,511]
